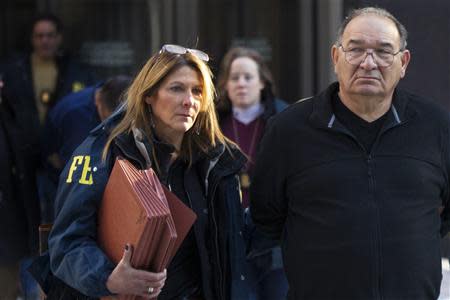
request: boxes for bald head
[336,7,408,51]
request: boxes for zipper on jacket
[328,123,383,299]
[366,121,403,300]
[367,154,382,300]
[208,180,224,300]
[367,155,373,192]
[207,156,245,300]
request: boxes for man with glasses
[251,7,450,300]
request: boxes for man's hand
[106,244,167,298]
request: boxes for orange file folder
[98,158,197,300]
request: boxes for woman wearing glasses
[40,45,249,299]
[216,47,288,300]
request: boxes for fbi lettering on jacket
[66,155,94,185]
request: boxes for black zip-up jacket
[251,82,450,300]
[45,110,249,299]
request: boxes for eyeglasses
[339,45,403,67]
[159,44,209,62]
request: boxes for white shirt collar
[232,102,264,125]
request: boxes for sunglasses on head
[159,44,209,62]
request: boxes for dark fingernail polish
[125,244,129,251]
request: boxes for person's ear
[94,95,101,109]
[145,95,153,105]
[145,96,153,105]
[399,49,411,78]
[94,97,107,121]
[331,45,340,74]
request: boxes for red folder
[98,158,197,300]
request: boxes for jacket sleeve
[48,136,115,297]
[250,117,288,240]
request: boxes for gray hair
[335,7,408,50]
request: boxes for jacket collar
[309,82,418,130]
[206,143,246,175]
[113,130,246,189]
[115,129,147,169]
[113,125,177,172]
[101,107,247,176]
[197,143,246,196]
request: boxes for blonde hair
[102,50,229,165]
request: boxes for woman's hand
[106,244,167,298]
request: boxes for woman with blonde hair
[38,45,249,299]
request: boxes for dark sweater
[333,93,388,153]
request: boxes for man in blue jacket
[251,7,450,300]
[40,75,130,222]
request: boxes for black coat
[0,91,40,262]
[251,82,450,300]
